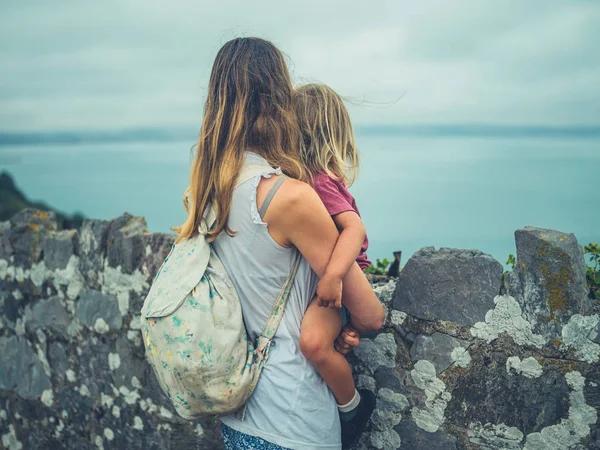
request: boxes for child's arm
[317,211,366,309]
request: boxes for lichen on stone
[410,360,451,432]
[103,428,114,441]
[390,310,407,326]
[353,333,398,372]
[470,295,546,347]
[369,430,401,450]
[108,353,121,371]
[100,263,148,316]
[450,346,471,368]
[536,242,574,321]
[1,424,23,450]
[133,416,144,431]
[94,318,109,334]
[65,369,76,382]
[523,371,597,449]
[506,356,543,378]
[561,314,600,363]
[40,389,54,407]
[467,422,524,449]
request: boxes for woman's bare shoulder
[260,176,330,229]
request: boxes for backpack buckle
[256,336,273,361]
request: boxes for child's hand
[335,325,360,355]
[317,274,342,309]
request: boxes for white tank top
[213,152,341,449]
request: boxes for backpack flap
[141,160,279,319]
[141,231,211,318]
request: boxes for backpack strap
[258,175,288,220]
[202,164,281,232]
[236,249,302,420]
[256,249,302,357]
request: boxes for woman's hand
[317,274,342,309]
[334,324,360,355]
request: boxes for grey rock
[48,342,69,377]
[8,209,57,267]
[78,218,110,288]
[369,430,402,450]
[113,335,148,388]
[106,213,148,274]
[410,332,470,374]
[78,218,109,260]
[374,366,405,392]
[1,291,24,330]
[394,421,459,449]
[393,247,502,326]
[372,388,409,431]
[444,337,570,436]
[42,230,78,270]
[394,325,418,345]
[0,220,12,259]
[75,289,122,330]
[26,296,71,336]
[506,226,592,342]
[3,209,599,450]
[0,336,51,399]
[141,232,177,279]
[354,333,398,374]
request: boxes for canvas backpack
[140,163,299,420]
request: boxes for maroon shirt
[313,173,371,271]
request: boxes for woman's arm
[259,176,384,331]
[261,178,339,277]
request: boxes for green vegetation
[500,253,516,286]
[0,171,84,229]
[506,253,516,270]
[585,243,599,297]
[365,258,390,275]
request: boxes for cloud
[0,0,599,131]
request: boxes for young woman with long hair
[177,37,383,449]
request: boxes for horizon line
[0,123,599,146]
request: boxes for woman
[177,37,385,449]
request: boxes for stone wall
[0,209,598,449]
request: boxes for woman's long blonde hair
[295,84,359,187]
[175,37,306,243]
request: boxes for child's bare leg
[299,296,355,404]
[342,263,386,333]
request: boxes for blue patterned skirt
[221,423,291,450]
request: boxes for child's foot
[340,389,376,449]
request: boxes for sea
[1,129,598,268]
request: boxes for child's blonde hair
[295,84,359,187]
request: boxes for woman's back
[213,152,341,449]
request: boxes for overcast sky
[1,0,599,132]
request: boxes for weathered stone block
[106,213,147,274]
[2,209,598,450]
[393,247,503,326]
[0,336,51,399]
[410,332,471,374]
[444,337,570,436]
[79,218,109,260]
[141,232,176,279]
[25,296,71,337]
[0,220,12,259]
[8,209,57,267]
[75,289,122,331]
[394,420,458,449]
[43,229,78,270]
[506,226,592,342]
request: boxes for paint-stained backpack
[140,164,300,419]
